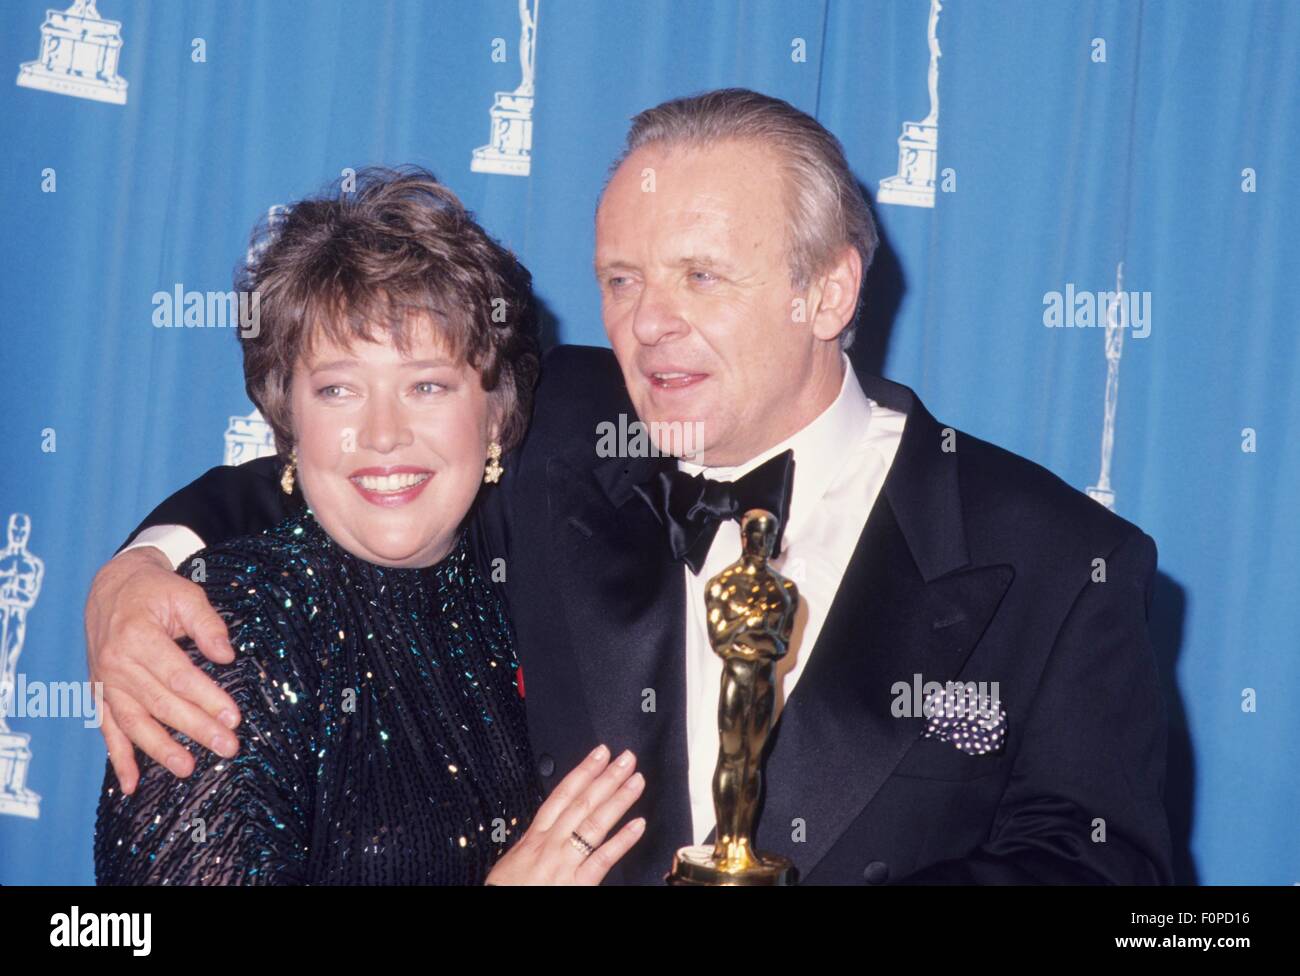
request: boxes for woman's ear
[487,397,505,446]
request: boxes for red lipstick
[347,465,435,508]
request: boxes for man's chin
[637,385,706,422]
[630,414,715,463]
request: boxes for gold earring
[483,441,503,484]
[281,450,297,495]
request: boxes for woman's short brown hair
[236,166,540,457]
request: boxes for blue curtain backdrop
[1,0,1296,884]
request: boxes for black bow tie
[632,449,795,574]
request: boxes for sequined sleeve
[94,548,319,885]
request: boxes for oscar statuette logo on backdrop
[879,0,943,209]
[471,0,541,177]
[1086,262,1129,512]
[0,514,45,819]
[16,0,129,106]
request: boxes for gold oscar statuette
[667,509,799,885]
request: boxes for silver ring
[569,831,596,857]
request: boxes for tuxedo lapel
[539,361,1013,883]
[705,375,1014,880]
[544,447,695,876]
[739,496,1013,878]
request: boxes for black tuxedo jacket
[126,345,1173,885]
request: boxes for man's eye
[317,385,349,399]
[606,276,630,289]
[414,381,446,395]
[690,270,717,283]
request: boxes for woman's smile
[347,465,435,507]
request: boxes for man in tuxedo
[85,88,1173,884]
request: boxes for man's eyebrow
[673,254,733,272]
[593,255,736,275]
[593,258,636,276]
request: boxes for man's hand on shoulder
[85,545,244,795]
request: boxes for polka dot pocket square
[920,686,1008,757]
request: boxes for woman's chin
[355,532,449,568]
[320,514,451,568]
[308,483,468,568]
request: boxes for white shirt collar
[676,353,875,548]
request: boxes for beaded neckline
[277,507,471,586]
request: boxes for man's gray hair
[604,88,878,349]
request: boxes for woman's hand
[486,745,646,885]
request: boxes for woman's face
[289,317,496,568]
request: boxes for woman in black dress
[94,167,645,884]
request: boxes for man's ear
[809,244,863,343]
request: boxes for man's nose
[358,395,414,453]
[630,281,689,346]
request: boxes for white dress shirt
[120,356,908,847]
[121,523,206,569]
[677,355,906,844]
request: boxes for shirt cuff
[119,524,206,572]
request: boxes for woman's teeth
[353,472,430,492]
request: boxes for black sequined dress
[94,508,542,885]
